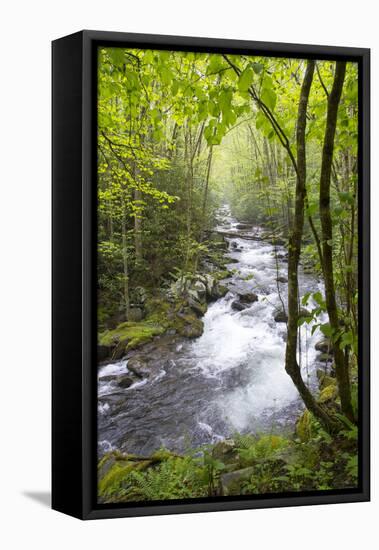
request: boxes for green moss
[318,383,338,403]
[296,409,313,442]
[98,459,152,501]
[213,270,231,280]
[99,321,165,350]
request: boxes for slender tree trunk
[134,187,143,265]
[201,146,213,233]
[121,204,131,320]
[319,61,354,422]
[285,60,336,431]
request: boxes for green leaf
[261,87,277,111]
[238,67,254,92]
[252,62,263,74]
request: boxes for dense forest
[97,47,359,503]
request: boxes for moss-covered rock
[296,409,313,442]
[318,382,338,403]
[213,270,231,280]
[219,467,256,496]
[317,370,336,391]
[99,321,165,359]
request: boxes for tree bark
[134,187,143,265]
[285,60,336,431]
[319,61,354,421]
[121,204,131,321]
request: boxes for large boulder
[238,292,258,304]
[219,467,256,496]
[126,357,149,379]
[212,439,238,466]
[128,307,144,322]
[181,321,204,338]
[235,223,251,230]
[277,276,288,283]
[193,280,207,302]
[188,294,207,317]
[274,310,288,323]
[116,375,135,389]
[231,300,247,311]
[315,339,333,354]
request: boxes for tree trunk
[319,61,354,422]
[121,205,131,321]
[134,187,143,265]
[285,60,336,431]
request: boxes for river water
[98,206,326,457]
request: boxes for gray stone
[128,307,144,322]
[315,338,333,354]
[116,375,135,388]
[238,292,258,304]
[127,357,150,379]
[274,310,288,323]
[231,300,247,311]
[219,467,256,496]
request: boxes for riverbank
[98,207,355,479]
[98,375,358,503]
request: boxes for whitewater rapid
[98,206,326,456]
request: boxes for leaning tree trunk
[319,61,355,422]
[285,60,336,432]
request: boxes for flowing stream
[98,206,326,457]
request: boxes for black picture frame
[52,30,370,520]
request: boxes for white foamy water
[98,205,327,455]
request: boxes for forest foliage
[97,46,359,498]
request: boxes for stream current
[98,206,326,457]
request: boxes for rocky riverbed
[98,205,332,458]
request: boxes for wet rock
[299,307,311,317]
[216,285,229,298]
[98,344,112,362]
[188,295,207,317]
[219,467,256,496]
[238,292,258,304]
[98,454,117,481]
[212,439,238,465]
[274,310,288,323]
[231,300,247,311]
[181,321,204,338]
[315,338,333,354]
[277,276,288,283]
[116,375,135,389]
[235,223,251,230]
[126,357,150,379]
[128,307,144,322]
[193,280,207,302]
[231,241,238,249]
[203,274,216,299]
